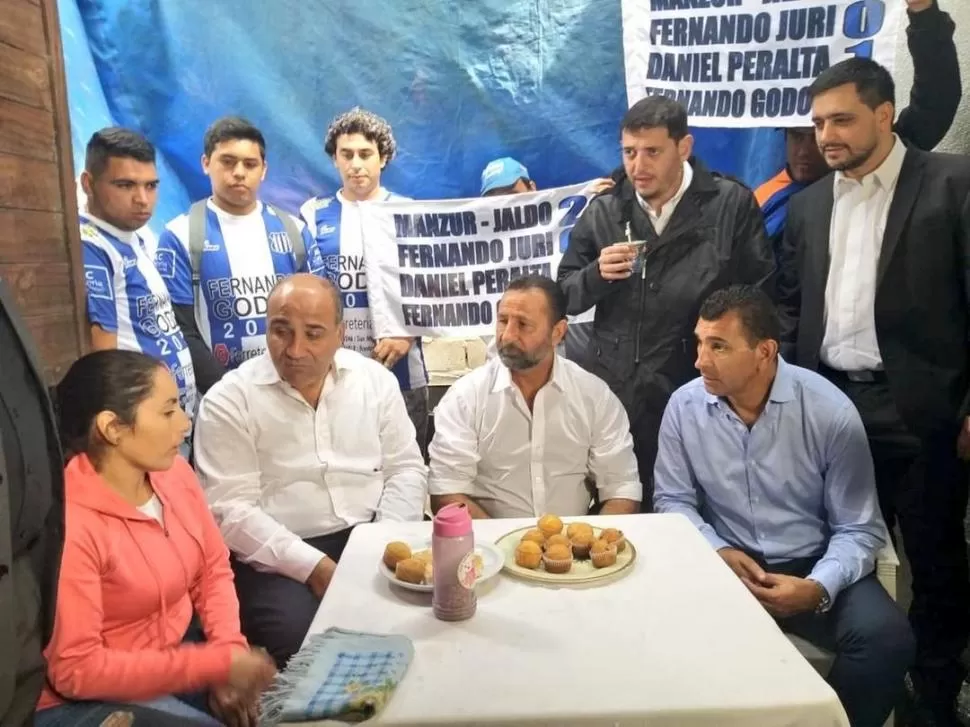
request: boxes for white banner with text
[362,183,597,338]
[623,0,903,127]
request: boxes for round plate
[495,525,637,586]
[379,539,505,593]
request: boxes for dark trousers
[403,385,430,459]
[231,529,353,670]
[761,555,915,727]
[822,374,970,714]
[630,407,662,513]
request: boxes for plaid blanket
[259,628,414,725]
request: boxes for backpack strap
[267,204,306,271]
[187,200,208,303]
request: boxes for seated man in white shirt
[194,273,426,668]
[429,275,641,518]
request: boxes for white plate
[379,539,505,593]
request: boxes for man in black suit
[778,57,970,727]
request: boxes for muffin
[515,540,543,569]
[395,557,427,584]
[542,543,573,574]
[590,539,618,569]
[383,541,412,571]
[520,529,547,548]
[600,528,626,553]
[599,528,627,553]
[566,522,594,540]
[537,514,563,538]
[544,533,571,550]
[570,531,595,559]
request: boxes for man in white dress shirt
[194,274,426,668]
[429,275,641,518]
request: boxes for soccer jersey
[154,199,318,370]
[81,214,197,417]
[300,189,427,391]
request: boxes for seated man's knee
[842,593,915,670]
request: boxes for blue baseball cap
[480,157,531,195]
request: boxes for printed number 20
[558,195,588,254]
[844,0,885,60]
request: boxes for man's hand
[717,547,769,587]
[373,337,413,369]
[306,556,337,599]
[906,0,934,13]
[587,178,616,196]
[210,685,260,727]
[598,243,637,281]
[956,417,970,460]
[746,573,826,618]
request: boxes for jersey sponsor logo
[121,256,138,272]
[204,274,284,321]
[213,342,231,367]
[203,240,221,252]
[317,223,336,235]
[267,231,292,255]
[84,265,114,301]
[154,248,176,279]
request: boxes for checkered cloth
[259,628,414,725]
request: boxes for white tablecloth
[302,514,849,727]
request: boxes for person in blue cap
[480,157,537,196]
[478,158,613,362]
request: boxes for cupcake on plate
[383,541,412,571]
[590,539,618,569]
[570,531,595,560]
[515,540,543,570]
[537,514,563,538]
[544,533,571,550]
[566,522,594,540]
[520,528,547,548]
[542,543,573,574]
[599,528,627,553]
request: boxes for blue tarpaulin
[59,0,786,233]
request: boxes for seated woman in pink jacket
[35,350,276,727]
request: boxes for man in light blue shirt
[654,285,914,727]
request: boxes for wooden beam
[41,0,86,360]
[0,97,55,161]
[0,42,51,110]
[0,209,65,263]
[0,0,46,57]
[0,154,62,211]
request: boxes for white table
[303,514,849,727]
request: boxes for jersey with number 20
[154,200,316,370]
[80,214,197,417]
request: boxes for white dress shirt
[820,136,907,371]
[428,355,641,518]
[637,161,693,235]
[194,348,427,583]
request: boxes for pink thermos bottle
[431,503,477,621]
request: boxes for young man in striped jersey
[155,116,319,396]
[80,127,197,422]
[300,108,429,448]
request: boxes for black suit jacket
[777,147,970,437]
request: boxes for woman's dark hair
[56,350,164,461]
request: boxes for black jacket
[0,279,64,726]
[557,159,774,425]
[778,147,970,437]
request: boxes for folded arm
[589,388,642,513]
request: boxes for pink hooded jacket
[37,454,246,710]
